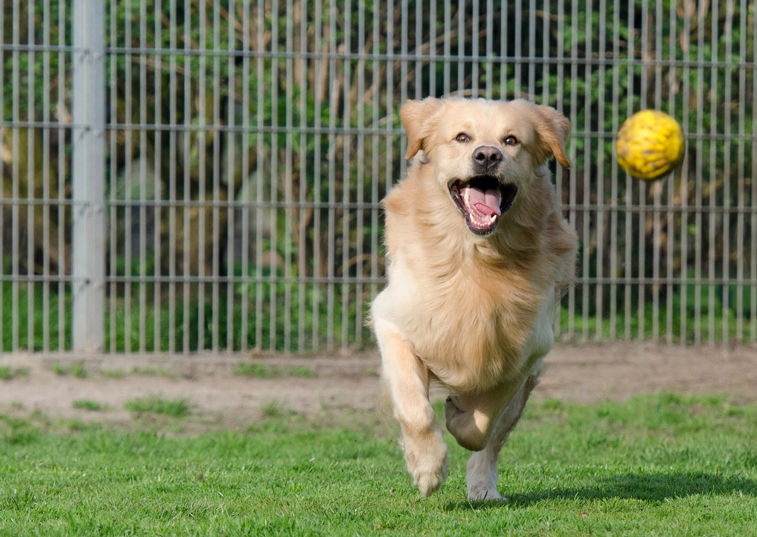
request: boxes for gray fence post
[72,1,106,353]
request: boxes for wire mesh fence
[2,0,757,354]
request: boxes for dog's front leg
[465,373,539,501]
[374,318,448,497]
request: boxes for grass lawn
[1,394,756,536]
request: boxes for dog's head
[400,97,570,236]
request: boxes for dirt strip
[1,343,755,426]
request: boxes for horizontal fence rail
[2,0,757,354]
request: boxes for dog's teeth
[490,214,497,223]
[469,213,475,223]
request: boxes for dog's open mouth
[449,176,518,235]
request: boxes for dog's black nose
[472,146,503,171]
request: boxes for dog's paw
[415,466,447,498]
[466,449,503,501]
[467,485,504,502]
[403,433,448,497]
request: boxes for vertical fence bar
[326,0,336,351]
[72,0,105,353]
[541,0,549,106]
[666,0,677,343]
[513,0,521,96]
[753,6,757,342]
[341,0,352,348]
[197,0,207,351]
[284,0,294,353]
[241,0,251,352]
[637,0,648,341]
[471,0,479,97]
[485,0,492,99]
[527,0,534,99]
[554,0,565,339]
[736,0,747,343]
[208,2,217,353]
[723,0,734,345]
[370,0,380,317]
[211,0,221,352]
[154,0,163,351]
[694,0,705,345]
[12,0,21,352]
[26,1,36,352]
[443,0,450,95]
[430,0,436,98]
[227,0,237,351]
[457,0,464,93]
[107,0,117,353]
[680,3,691,345]
[596,0,607,340]
[57,0,67,351]
[0,0,5,351]
[568,0,578,338]
[198,0,207,352]
[124,0,133,354]
[609,0,620,341]
[355,0,366,347]
[297,0,307,350]
[42,0,51,352]
[384,0,393,255]
[255,0,265,349]
[139,0,148,353]
[651,0,662,343]
[707,0,718,345]
[310,0,321,351]
[168,0,178,353]
[581,0,591,341]
[270,0,280,352]
[499,0,507,101]
[182,0,192,352]
[624,0,634,341]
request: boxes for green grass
[260,400,287,418]
[51,361,88,379]
[123,395,191,418]
[0,366,29,380]
[129,366,174,377]
[72,400,106,412]
[1,394,756,535]
[234,363,316,378]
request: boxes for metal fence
[2,0,757,354]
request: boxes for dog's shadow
[445,471,757,511]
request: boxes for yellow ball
[616,110,685,181]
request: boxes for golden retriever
[370,97,577,500]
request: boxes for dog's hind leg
[374,318,448,497]
[465,373,539,501]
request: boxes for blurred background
[2,0,756,355]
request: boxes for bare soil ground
[1,343,756,429]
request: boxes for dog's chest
[406,269,541,389]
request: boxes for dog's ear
[400,98,444,160]
[533,105,571,169]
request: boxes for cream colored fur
[370,97,577,499]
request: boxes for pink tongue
[469,187,501,216]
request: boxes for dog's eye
[455,133,470,143]
[504,135,519,146]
